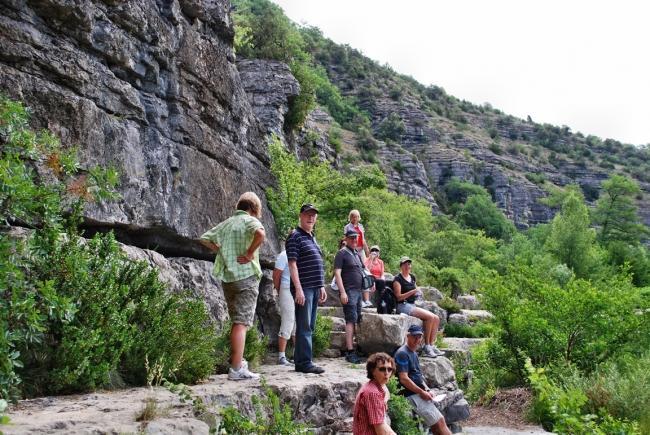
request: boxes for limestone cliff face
[0,0,281,258]
[0,0,288,338]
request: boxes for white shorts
[278,285,296,339]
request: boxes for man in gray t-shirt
[333,230,364,364]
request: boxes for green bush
[526,359,640,434]
[219,380,306,434]
[376,113,406,142]
[437,296,461,314]
[313,315,333,358]
[464,339,520,403]
[215,321,268,374]
[387,377,422,434]
[1,97,217,399]
[483,265,646,373]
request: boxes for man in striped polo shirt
[286,203,327,374]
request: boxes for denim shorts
[396,301,416,316]
[343,290,362,324]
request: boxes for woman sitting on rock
[392,256,443,358]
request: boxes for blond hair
[348,209,361,221]
[236,192,262,218]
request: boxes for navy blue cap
[345,229,358,238]
[408,324,424,336]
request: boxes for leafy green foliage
[312,315,333,358]
[0,97,217,400]
[526,359,640,434]
[219,379,306,434]
[456,194,516,241]
[386,377,422,435]
[544,190,601,278]
[376,113,406,142]
[483,265,647,372]
[593,175,648,245]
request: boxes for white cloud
[271,0,650,145]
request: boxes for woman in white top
[273,245,295,366]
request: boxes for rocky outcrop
[0,0,281,259]
[236,58,299,143]
[4,358,465,434]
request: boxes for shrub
[219,380,306,434]
[387,377,422,434]
[488,142,502,155]
[376,113,406,142]
[1,97,217,399]
[313,315,333,358]
[526,359,640,434]
[465,339,520,403]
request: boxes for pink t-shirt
[364,257,385,279]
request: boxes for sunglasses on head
[377,366,394,373]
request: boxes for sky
[271,0,650,146]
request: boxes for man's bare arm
[237,228,266,264]
[198,239,220,252]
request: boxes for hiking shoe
[296,365,325,374]
[345,350,362,364]
[228,361,260,380]
[421,345,439,358]
[278,356,294,366]
[431,345,445,356]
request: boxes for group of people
[199,192,450,433]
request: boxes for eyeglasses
[376,366,394,373]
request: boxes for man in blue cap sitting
[394,325,452,435]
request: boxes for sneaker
[431,345,445,356]
[278,356,294,366]
[421,345,439,358]
[345,350,362,364]
[296,365,325,374]
[363,300,374,308]
[228,361,261,380]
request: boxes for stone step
[5,358,469,434]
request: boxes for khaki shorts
[407,394,443,427]
[222,275,260,327]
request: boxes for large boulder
[457,295,481,310]
[420,356,456,388]
[421,286,444,302]
[356,313,422,354]
[461,309,494,324]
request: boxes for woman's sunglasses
[377,366,394,373]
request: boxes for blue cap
[408,324,424,336]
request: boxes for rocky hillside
[297,28,650,229]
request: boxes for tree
[544,190,598,278]
[456,194,516,241]
[592,175,648,245]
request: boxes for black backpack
[377,280,397,314]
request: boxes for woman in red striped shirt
[353,353,397,435]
